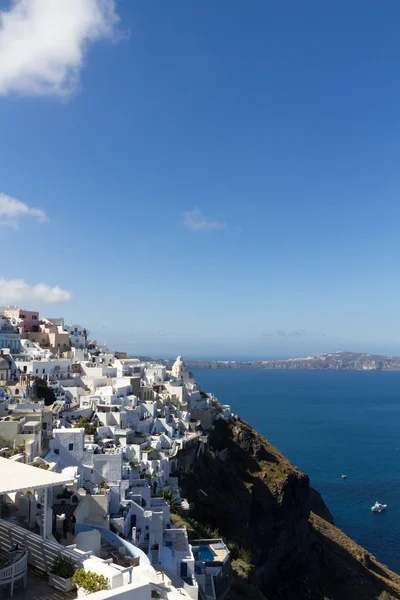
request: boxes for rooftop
[164,529,189,553]
[0,457,73,495]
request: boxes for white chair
[0,549,28,597]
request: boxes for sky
[1,0,400,359]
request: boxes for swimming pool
[198,545,214,562]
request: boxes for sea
[192,368,400,574]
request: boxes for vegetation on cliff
[172,418,400,599]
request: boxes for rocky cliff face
[173,418,400,600]
[163,351,400,371]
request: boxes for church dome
[172,356,185,378]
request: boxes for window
[32,315,37,320]
[54,448,59,455]
[20,315,26,319]
[42,368,45,374]
[57,343,60,348]
[35,369,38,374]
[68,443,74,451]
[63,344,66,348]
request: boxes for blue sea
[192,369,400,574]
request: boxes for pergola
[0,457,74,539]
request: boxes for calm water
[192,369,400,573]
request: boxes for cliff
[162,351,400,371]
[172,419,400,599]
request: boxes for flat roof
[0,457,74,494]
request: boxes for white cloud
[183,208,227,231]
[0,0,119,97]
[0,193,48,229]
[0,279,72,304]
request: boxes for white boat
[371,501,387,513]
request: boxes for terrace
[0,519,88,599]
[0,563,75,600]
[0,457,75,539]
[191,539,230,564]
[163,529,190,554]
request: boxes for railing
[0,549,28,597]
[0,519,89,573]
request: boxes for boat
[341,474,347,479]
[371,501,387,513]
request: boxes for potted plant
[72,569,109,596]
[48,555,76,592]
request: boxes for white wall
[83,582,151,600]
[51,428,85,466]
[93,453,123,485]
[82,557,124,590]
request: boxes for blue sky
[1,0,400,358]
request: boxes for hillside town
[0,307,232,600]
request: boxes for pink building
[3,307,40,333]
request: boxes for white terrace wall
[85,582,152,600]
[0,518,89,573]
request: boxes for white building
[67,324,86,349]
[16,357,73,381]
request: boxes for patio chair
[0,549,28,597]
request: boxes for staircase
[140,541,149,554]
[150,547,159,564]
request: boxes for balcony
[0,562,76,600]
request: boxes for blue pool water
[192,368,400,573]
[198,545,215,562]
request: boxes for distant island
[161,351,400,371]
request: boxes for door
[180,562,188,578]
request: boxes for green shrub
[72,569,108,594]
[227,541,240,559]
[203,524,219,539]
[232,558,254,581]
[51,555,76,579]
